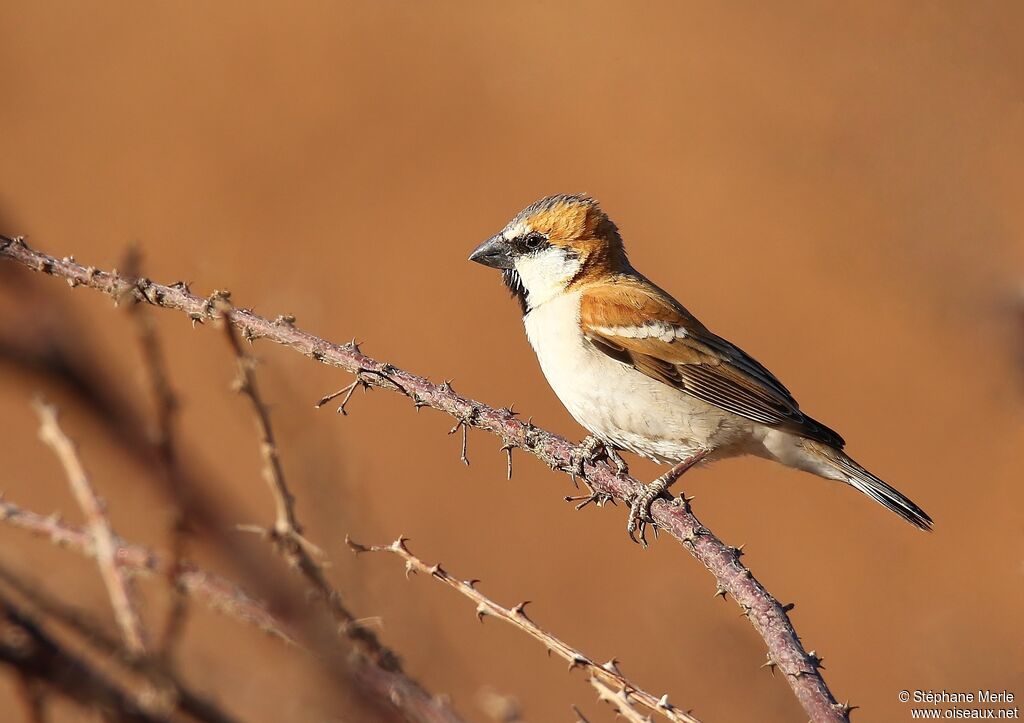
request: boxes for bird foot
[571,435,629,478]
[626,484,666,548]
[626,449,710,548]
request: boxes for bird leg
[605,446,629,476]
[627,449,710,547]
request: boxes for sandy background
[0,3,1022,721]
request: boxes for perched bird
[469,194,931,543]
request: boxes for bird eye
[524,232,546,250]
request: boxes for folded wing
[580,276,845,448]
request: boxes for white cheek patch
[589,321,688,342]
[514,248,582,308]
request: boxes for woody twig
[33,400,148,657]
[349,536,702,723]
[221,301,320,556]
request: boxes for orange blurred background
[1,3,1022,721]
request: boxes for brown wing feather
[579,276,845,448]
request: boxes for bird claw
[626,490,660,548]
[571,436,629,477]
[565,490,614,510]
[571,435,602,477]
[565,469,616,509]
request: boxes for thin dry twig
[350,536,701,723]
[221,305,319,556]
[32,400,148,657]
[0,560,239,723]
[1,236,850,722]
[220,307,467,723]
[0,498,289,641]
[316,378,368,416]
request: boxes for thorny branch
[1,236,851,722]
[33,400,148,657]
[221,305,467,723]
[349,536,702,723]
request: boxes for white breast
[523,291,756,463]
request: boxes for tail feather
[833,454,933,531]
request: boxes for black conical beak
[469,234,514,270]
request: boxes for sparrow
[469,194,932,544]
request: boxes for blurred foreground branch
[0,498,289,641]
[0,492,463,723]
[1,236,850,722]
[0,561,237,723]
[0,589,162,723]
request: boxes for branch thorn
[345,535,370,554]
[511,600,531,620]
[500,444,515,480]
[601,659,622,675]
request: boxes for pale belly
[523,292,763,464]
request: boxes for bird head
[470,194,629,312]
